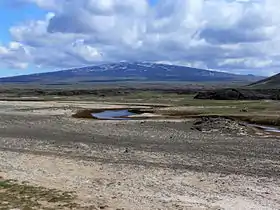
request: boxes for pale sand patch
[1,150,279,210]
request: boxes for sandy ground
[0,100,280,209]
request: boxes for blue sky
[0,0,279,77]
[0,0,156,45]
[0,4,45,43]
[0,2,46,76]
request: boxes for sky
[0,0,279,77]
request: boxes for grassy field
[67,91,280,126]
[0,86,279,126]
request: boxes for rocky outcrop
[194,88,280,100]
[192,117,249,135]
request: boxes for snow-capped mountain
[0,62,263,84]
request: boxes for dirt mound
[192,117,249,135]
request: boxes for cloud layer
[1,0,280,75]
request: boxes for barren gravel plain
[0,100,280,209]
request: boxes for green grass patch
[72,98,280,126]
[0,179,82,210]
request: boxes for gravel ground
[0,101,280,209]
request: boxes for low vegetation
[155,99,280,126]
[0,178,81,209]
[72,91,280,126]
[1,86,280,126]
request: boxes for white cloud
[1,0,280,76]
[13,0,62,11]
[218,58,273,68]
[0,41,31,69]
[70,39,103,62]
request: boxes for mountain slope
[248,73,280,89]
[0,62,264,84]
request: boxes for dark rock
[194,88,280,100]
[192,117,250,135]
[99,205,109,209]
[240,108,248,112]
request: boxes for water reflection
[91,109,135,120]
[251,124,280,133]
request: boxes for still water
[91,109,135,120]
[251,124,280,133]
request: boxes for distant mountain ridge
[248,73,280,89]
[0,62,264,84]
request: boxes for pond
[251,124,280,133]
[91,109,136,120]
